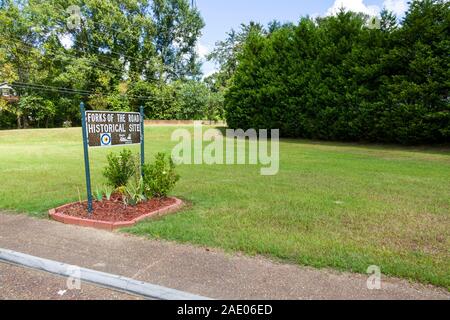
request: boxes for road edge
[0,248,211,300]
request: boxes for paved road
[0,262,141,300]
[0,212,448,300]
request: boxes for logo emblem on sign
[100,133,112,146]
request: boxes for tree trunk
[17,115,22,129]
[22,115,29,129]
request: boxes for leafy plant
[103,185,114,201]
[123,177,146,206]
[77,186,82,205]
[94,187,103,202]
[142,153,180,198]
[116,185,127,196]
[103,149,138,188]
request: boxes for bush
[224,2,450,144]
[123,177,146,206]
[142,153,180,198]
[103,149,138,188]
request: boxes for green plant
[142,153,180,198]
[223,3,450,144]
[94,187,103,202]
[77,186,82,204]
[103,185,114,201]
[123,177,146,206]
[116,185,127,196]
[1,126,450,288]
[103,149,138,188]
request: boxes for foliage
[207,22,266,90]
[152,0,205,81]
[144,80,224,120]
[144,83,180,120]
[1,127,449,287]
[94,186,103,202]
[142,152,180,198]
[0,0,209,128]
[205,91,225,122]
[17,95,56,128]
[103,185,114,201]
[174,80,210,120]
[123,177,146,206]
[0,100,16,129]
[103,149,138,188]
[223,0,450,144]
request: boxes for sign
[80,104,145,214]
[85,111,142,147]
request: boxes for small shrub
[123,177,146,206]
[103,185,114,201]
[62,120,72,128]
[77,186,82,204]
[94,186,103,201]
[103,149,138,188]
[116,185,127,196]
[142,153,180,198]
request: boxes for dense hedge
[225,0,450,144]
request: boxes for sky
[196,0,409,77]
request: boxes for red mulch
[56,193,177,222]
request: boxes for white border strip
[0,248,211,300]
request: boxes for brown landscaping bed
[49,194,183,231]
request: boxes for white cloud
[326,0,380,16]
[326,0,408,18]
[196,42,211,60]
[382,0,408,16]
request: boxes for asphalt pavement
[0,261,141,300]
[0,212,448,300]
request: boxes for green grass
[0,126,449,288]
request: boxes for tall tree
[0,0,207,128]
[224,1,450,144]
[152,0,204,80]
[206,22,265,90]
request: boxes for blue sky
[196,0,409,77]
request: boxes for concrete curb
[49,197,184,231]
[0,248,211,300]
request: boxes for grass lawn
[0,126,449,289]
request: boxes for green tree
[174,80,209,120]
[206,22,265,90]
[0,0,207,128]
[17,95,56,128]
[224,1,449,144]
[152,0,205,80]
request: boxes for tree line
[216,0,449,144]
[1,0,449,145]
[0,0,224,129]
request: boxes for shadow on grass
[213,126,450,156]
[281,138,450,156]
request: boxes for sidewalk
[0,212,448,300]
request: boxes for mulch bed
[56,193,177,222]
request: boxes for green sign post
[80,102,93,213]
[80,102,145,214]
[140,105,145,177]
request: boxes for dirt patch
[56,194,177,222]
